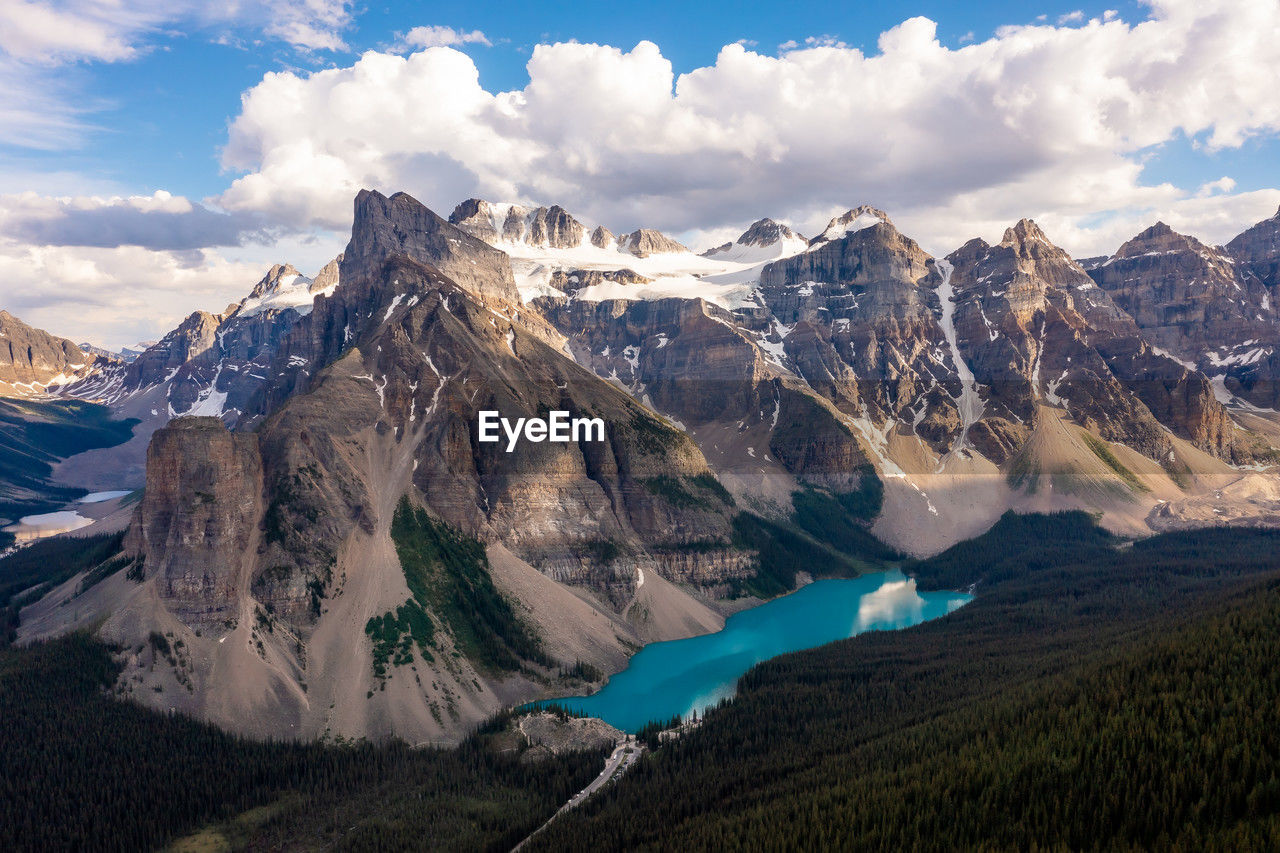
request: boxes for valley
[4,5,1279,849]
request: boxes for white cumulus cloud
[214,1,1280,257]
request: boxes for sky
[1,0,1278,349]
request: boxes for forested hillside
[0,632,602,851]
[6,515,1280,850]
[531,517,1280,850]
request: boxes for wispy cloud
[395,25,491,51]
[779,34,849,52]
[1196,176,1237,197]
[0,0,356,148]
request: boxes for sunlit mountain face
[2,3,1280,851]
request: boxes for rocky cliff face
[547,267,651,297]
[449,198,588,249]
[0,310,100,394]
[946,220,1233,462]
[125,416,263,627]
[757,210,959,450]
[124,311,224,391]
[619,228,688,257]
[1088,222,1269,356]
[348,191,519,303]
[1226,205,1280,277]
[1089,214,1280,411]
[536,294,870,493]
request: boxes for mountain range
[6,190,1280,743]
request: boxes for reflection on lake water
[536,569,971,732]
[3,510,94,542]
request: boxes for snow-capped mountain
[448,198,810,306]
[702,218,809,263]
[807,205,890,248]
[14,189,1280,748]
[72,259,340,421]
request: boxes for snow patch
[933,259,985,451]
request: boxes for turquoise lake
[539,569,972,733]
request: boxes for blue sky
[4,0,1204,199]
[1,0,1278,347]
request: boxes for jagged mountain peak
[246,263,306,300]
[1089,212,1280,411]
[812,205,892,244]
[310,254,341,295]
[347,189,519,303]
[449,198,588,250]
[1113,221,1208,259]
[0,310,98,394]
[738,217,804,247]
[994,219,1087,282]
[448,197,493,225]
[233,260,344,321]
[1225,204,1280,264]
[701,217,808,262]
[590,224,615,248]
[619,228,689,258]
[1000,218,1053,248]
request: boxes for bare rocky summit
[352,191,519,303]
[618,228,688,257]
[0,310,100,394]
[449,198,588,249]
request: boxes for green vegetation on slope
[729,466,896,598]
[904,509,1113,590]
[639,473,734,510]
[0,632,602,851]
[531,521,1280,850]
[730,512,868,597]
[386,497,552,674]
[790,484,898,563]
[365,600,435,677]
[1081,431,1150,492]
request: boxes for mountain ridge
[11,189,1280,743]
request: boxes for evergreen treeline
[530,519,1280,850]
[0,632,602,851]
[0,531,124,645]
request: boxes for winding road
[512,737,645,851]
